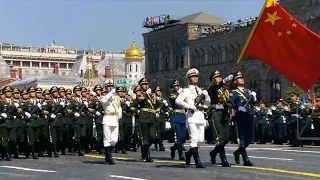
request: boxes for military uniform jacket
[120,98,132,124]
[230,88,255,113]
[300,104,312,123]
[0,99,17,128]
[130,98,140,122]
[272,107,286,124]
[43,99,63,127]
[136,92,157,123]
[69,97,85,125]
[256,108,269,124]
[175,85,211,124]
[13,99,24,127]
[100,91,122,126]
[154,97,168,122]
[92,96,104,124]
[168,91,186,124]
[289,101,301,123]
[20,100,40,127]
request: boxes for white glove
[163,100,168,107]
[125,101,131,107]
[25,112,31,118]
[45,115,48,119]
[84,101,89,107]
[1,113,7,118]
[223,74,233,83]
[42,102,47,106]
[271,106,276,110]
[95,111,101,116]
[177,88,183,93]
[255,107,261,111]
[238,106,247,112]
[74,112,80,117]
[155,113,160,118]
[13,116,16,119]
[50,114,56,119]
[118,113,123,119]
[111,88,116,94]
[251,91,257,101]
[284,106,289,111]
[14,103,19,108]
[60,101,65,107]
[202,105,208,109]
[267,110,272,115]
[185,104,197,111]
[146,88,152,95]
[300,105,305,109]
[37,103,42,108]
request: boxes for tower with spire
[82,53,98,90]
[116,32,145,93]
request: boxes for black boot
[241,148,254,166]
[104,147,109,163]
[210,145,219,164]
[4,145,11,161]
[141,145,146,159]
[233,148,241,164]
[77,141,84,156]
[107,146,115,165]
[177,144,185,161]
[159,142,165,151]
[193,147,205,168]
[121,142,128,154]
[154,143,158,150]
[185,148,192,167]
[144,145,153,162]
[170,144,177,159]
[219,146,230,167]
[31,145,38,159]
[53,143,59,158]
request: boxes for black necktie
[195,86,199,95]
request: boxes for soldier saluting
[207,70,233,167]
[175,68,211,168]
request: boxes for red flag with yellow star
[238,0,320,91]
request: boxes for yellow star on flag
[265,0,279,8]
[265,11,282,25]
[292,23,297,27]
[277,32,282,37]
[286,30,292,35]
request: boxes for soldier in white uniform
[100,84,123,165]
[175,68,211,168]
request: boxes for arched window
[275,78,281,100]
[269,79,275,103]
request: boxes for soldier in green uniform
[207,70,233,167]
[117,87,133,154]
[136,78,158,162]
[92,85,104,154]
[300,99,313,144]
[64,89,74,152]
[58,87,69,155]
[130,86,143,152]
[66,86,85,156]
[271,99,286,145]
[153,86,168,151]
[80,87,94,153]
[35,87,46,156]
[19,89,41,159]
[0,86,18,161]
[12,88,23,155]
[288,92,302,147]
[255,101,272,144]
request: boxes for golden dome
[124,40,143,60]
[86,53,93,61]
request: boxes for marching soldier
[117,87,133,154]
[175,68,211,168]
[19,89,41,159]
[92,85,104,154]
[0,86,18,161]
[230,71,256,166]
[81,87,94,153]
[168,80,186,160]
[130,86,143,152]
[67,86,85,156]
[12,88,24,156]
[136,78,158,162]
[154,86,168,151]
[58,87,68,155]
[64,89,74,152]
[207,70,233,167]
[35,87,46,156]
[100,85,122,165]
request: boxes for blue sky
[0,0,265,50]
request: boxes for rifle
[244,85,261,108]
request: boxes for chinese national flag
[240,0,320,91]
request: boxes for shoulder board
[170,94,177,98]
[47,100,54,103]
[0,100,6,102]
[138,96,145,100]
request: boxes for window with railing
[42,62,49,68]
[22,61,30,67]
[32,62,39,67]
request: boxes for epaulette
[47,100,54,103]
[138,96,145,100]
[0,100,6,102]
[170,94,177,98]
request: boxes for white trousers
[187,122,205,148]
[103,124,119,147]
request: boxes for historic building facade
[143,2,320,102]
